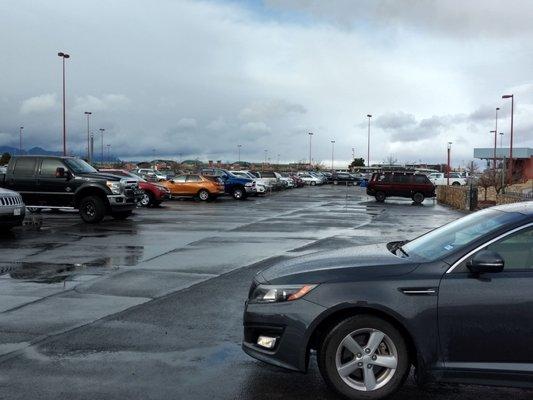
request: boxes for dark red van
[366,171,436,204]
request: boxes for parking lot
[0,185,531,400]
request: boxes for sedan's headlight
[106,181,123,194]
[250,284,317,304]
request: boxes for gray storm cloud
[0,0,532,166]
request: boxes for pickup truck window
[13,158,37,176]
[64,159,97,174]
[40,159,65,176]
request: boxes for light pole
[499,132,504,148]
[502,94,514,183]
[308,132,313,167]
[90,132,94,162]
[447,142,452,186]
[107,144,111,162]
[351,147,355,160]
[493,107,499,170]
[84,111,92,161]
[57,52,70,156]
[237,144,242,163]
[490,130,496,171]
[277,153,280,165]
[99,128,105,163]
[366,114,372,167]
[331,140,335,171]
[19,126,24,155]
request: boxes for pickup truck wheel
[112,210,133,220]
[198,189,210,201]
[375,192,386,202]
[79,196,105,223]
[232,187,245,200]
[452,181,460,186]
[412,192,425,204]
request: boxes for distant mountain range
[0,146,62,156]
[0,146,119,162]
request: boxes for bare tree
[465,160,479,175]
[383,155,398,165]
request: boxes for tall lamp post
[99,128,105,163]
[106,144,111,162]
[502,94,514,183]
[84,111,92,161]
[366,114,372,167]
[90,132,94,161]
[237,144,242,163]
[57,52,70,156]
[308,132,313,167]
[447,142,452,186]
[490,130,496,171]
[499,132,504,148]
[331,140,335,171]
[493,107,499,170]
[19,126,24,155]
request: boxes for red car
[366,171,435,204]
[100,169,170,207]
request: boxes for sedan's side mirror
[467,250,504,274]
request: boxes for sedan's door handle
[400,288,438,296]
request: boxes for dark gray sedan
[243,202,533,400]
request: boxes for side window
[391,174,403,183]
[40,159,66,177]
[186,175,201,182]
[414,175,429,184]
[13,158,37,176]
[378,174,390,182]
[485,227,533,271]
[173,175,186,183]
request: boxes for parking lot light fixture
[84,112,92,161]
[366,115,372,167]
[308,132,313,167]
[99,128,105,163]
[490,130,496,170]
[331,140,335,171]
[237,144,242,163]
[447,142,452,186]
[494,108,499,170]
[58,52,70,155]
[501,94,514,183]
[499,132,504,148]
[19,126,24,155]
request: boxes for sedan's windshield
[401,209,523,261]
[64,158,98,174]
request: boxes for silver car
[0,188,25,230]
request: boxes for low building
[474,147,533,180]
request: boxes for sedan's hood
[259,243,417,285]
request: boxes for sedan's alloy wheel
[139,192,151,206]
[335,328,398,392]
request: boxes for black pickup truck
[0,156,141,223]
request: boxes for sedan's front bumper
[0,206,26,227]
[243,298,326,372]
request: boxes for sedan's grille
[0,196,23,207]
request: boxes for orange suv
[161,174,224,201]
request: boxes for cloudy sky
[1,0,532,166]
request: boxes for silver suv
[0,188,25,230]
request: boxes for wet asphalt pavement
[0,185,531,399]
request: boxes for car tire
[232,187,245,200]
[375,192,386,203]
[198,189,210,201]
[111,210,132,220]
[452,181,460,186]
[318,315,410,400]
[310,181,316,186]
[79,196,106,223]
[412,192,425,204]
[139,190,154,207]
